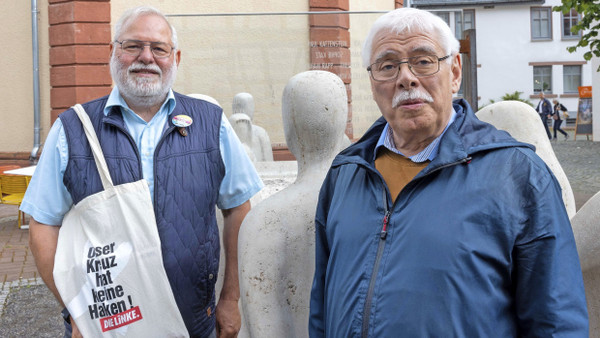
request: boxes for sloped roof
[412,0,545,8]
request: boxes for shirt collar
[103,86,177,119]
[375,107,458,163]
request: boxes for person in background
[22,5,262,338]
[309,8,588,337]
[552,99,570,140]
[536,92,553,139]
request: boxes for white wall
[593,56,599,141]
[1,0,50,152]
[475,0,591,114]
[110,1,310,145]
[349,1,395,138]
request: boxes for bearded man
[22,6,262,338]
[309,8,588,337]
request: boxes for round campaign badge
[172,115,193,128]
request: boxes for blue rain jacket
[309,99,588,337]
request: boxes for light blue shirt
[375,108,457,163]
[21,87,263,225]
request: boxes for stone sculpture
[186,93,221,107]
[229,113,257,162]
[232,93,274,161]
[571,192,600,336]
[238,71,348,337]
[476,101,576,218]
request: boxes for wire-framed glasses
[114,40,175,58]
[367,54,451,82]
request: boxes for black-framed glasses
[114,40,175,59]
[367,54,451,82]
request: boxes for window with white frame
[455,10,475,39]
[531,7,552,40]
[533,66,552,93]
[435,12,450,26]
[562,9,581,39]
[563,65,581,93]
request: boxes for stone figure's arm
[571,191,600,270]
[512,175,588,335]
[260,132,273,161]
[239,204,298,337]
[217,200,251,337]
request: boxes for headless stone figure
[478,101,600,333]
[477,101,576,218]
[186,93,221,107]
[238,71,348,337]
[229,113,257,162]
[232,93,274,161]
[187,93,256,162]
[571,193,600,335]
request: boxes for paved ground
[0,212,65,336]
[0,132,598,336]
[552,135,600,206]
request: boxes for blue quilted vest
[59,92,225,337]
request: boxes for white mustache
[392,90,434,108]
[128,63,162,76]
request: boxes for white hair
[362,8,459,67]
[113,5,178,49]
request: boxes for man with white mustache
[310,8,588,337]
[23,5,262,338]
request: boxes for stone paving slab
[0,212,37,287]
[0,279,63,337]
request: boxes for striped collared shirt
[375,108,457,163]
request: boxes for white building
[413,0,592,118]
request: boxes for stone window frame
[561,8,581,40]
[533,65,552,93]
[531,7,552,41]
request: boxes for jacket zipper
[361,189,390,338]
[359,155,471,337]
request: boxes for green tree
[554,0,600,71]
[480,91,533,109]
[500,91,534,107]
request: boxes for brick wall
[309,0,353,140]
[48,0,112,123]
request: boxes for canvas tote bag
[53,104,189,337]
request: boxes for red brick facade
[36,1,402,163]
[48,0,111,123]
[309,0,353,140]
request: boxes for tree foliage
[500,91,534,106]
[480,91,533,109]
[554,0,600,71]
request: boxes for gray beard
[110,55,178,108]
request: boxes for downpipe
[30,0,41,163]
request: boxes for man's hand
[217,200,251,338]
[71,319,83,338]
[215,299,241,337]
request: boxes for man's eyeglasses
[367,54,451,82]
[114,40,175,59]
